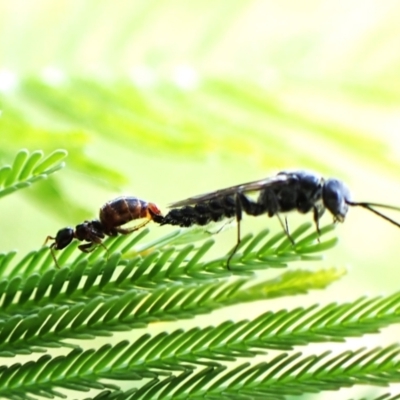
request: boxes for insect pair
[46,170,400,268]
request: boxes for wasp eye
[54,228,74,249]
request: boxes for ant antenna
[346,201,400,229]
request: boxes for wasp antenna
[347,201,400,229]
[347,201,400,212]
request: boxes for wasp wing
[168,174,291,207]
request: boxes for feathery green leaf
[0,149,66,199]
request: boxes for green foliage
[2,343,400,399]
[349,395,400,400]
[0,150,399,399]
[0,149,66,199]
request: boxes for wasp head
[323,179,351,222]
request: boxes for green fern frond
[2,343,400,399]
[0,252,17,279]
[81,389,139,400]
[81,389,400,400]
[0,149,67,199]
[348,394,400,400]
[1,269,400,360]
[240,267,346,299]
[0,269,342,356]
[0,221,336,301]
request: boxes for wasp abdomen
[161,196,236,227]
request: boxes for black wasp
[158,170,400,268]
[45,196,164,267]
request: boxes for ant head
[323,179,351,222]
[53,227,75,249]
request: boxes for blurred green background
[0,1,400,397]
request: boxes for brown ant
[45,196,164,267]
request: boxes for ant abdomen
[100,196,160,233]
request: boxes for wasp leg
[226,194,243,270]
[207,218,234,235]
[285,216,289,235]
[256,189,295,245]
[240,193,265,216]
[276,213,295,245]
[313,205,325,243]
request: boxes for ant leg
[81,238,109,255]
[276,213,294,245]
[44,236,61,268]
[98,241,109,253]
[44,237,64,268]
[115,219,151,235]
[78,241,109,264]
[226,195,243,270]
[50,245,60,269]
[78,242,98,253]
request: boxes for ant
[157,170,400,269]
[45,196,164,267]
